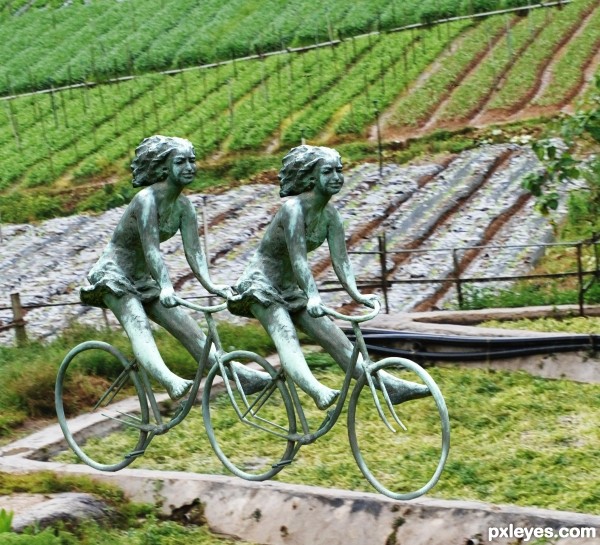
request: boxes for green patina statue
[229,145,428,409]
[81,135,267,400]
[81,138,426,409]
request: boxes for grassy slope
[53,360,600,515]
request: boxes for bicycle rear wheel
[55,341,150,471]
[348,357,450,500]
[203,351,297,481]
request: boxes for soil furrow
[476,1,597,125]
[413,191,530,311]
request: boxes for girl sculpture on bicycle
[229,145,429,409]
[81,135,266,400]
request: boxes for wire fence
[2,235,599,346]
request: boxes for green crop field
[0,0,598,224]
[0,0,537,95]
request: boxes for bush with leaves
[522,76,600,232]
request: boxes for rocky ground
[0,143,579,346]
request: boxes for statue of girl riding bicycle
[57,135,449,500]
[80,136,427,409]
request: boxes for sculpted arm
[180,198,229,297]
[328,208,376,306]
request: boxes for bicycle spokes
[226,364,290,437]
[93,365,133,410]
[374,371,408,432]
[366,370,398,433]
[203,355,297,481]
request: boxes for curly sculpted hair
[278,145,342,197]
[131,135,194,188]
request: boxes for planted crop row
[61,58,273,180]
[0,2,594,194]
[486,0,597,111]
[0,58,265,188]
[333,20,474,136]
[533,2,600,107]
[434,8,551,123]
[279,30,429,145]
[226,37,375,151]
[390,16,508,128]
[0,0,540,95]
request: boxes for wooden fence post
[452,249,463,309]
[10,292,27,346]
[378,233,389,314]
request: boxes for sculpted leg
[251,303,339,410]
[104,293,192,400]
[294,312,430,404]
[146,300,270,394]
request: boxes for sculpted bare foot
[166,377,194,400]
[379,373,430,405]
[313,386,340,410]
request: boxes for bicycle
[55,296,450,500]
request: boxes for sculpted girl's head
[279,145,342,197]
[131,135,195,188]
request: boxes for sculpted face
[168,143,196,186]
[314,152,344,196]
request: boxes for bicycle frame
[96,298,228,460]
[213,300,407,460]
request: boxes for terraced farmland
[0,0,540,95]
[0,0,598,209]
[0,143,580,345]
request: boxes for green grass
[55,361,600,515]
[0,321,274,437]
[480,316,600,334]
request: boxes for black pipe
[344,329,599,362]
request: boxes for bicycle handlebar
[322,299,381,323]
[173,296,228,314]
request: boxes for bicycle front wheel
[348,357,450,500]
[203,351,297,481]
[55,341,150,472]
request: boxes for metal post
[102,308,111,329]
[452,249,463,309]
[201,197,213,306]
[378,233,390,314]
[10,292,27,346]
[577,243,584,316]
